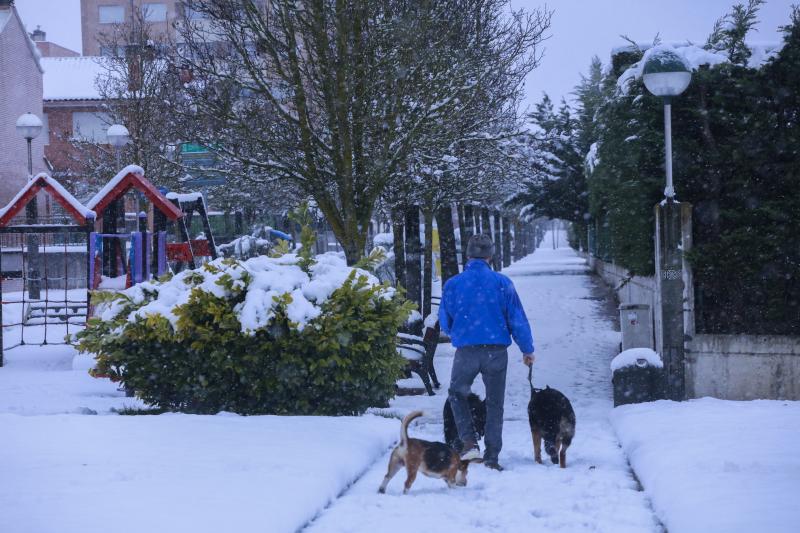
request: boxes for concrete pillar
[654,200,692,401]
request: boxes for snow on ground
[0,345,142,415]
[306,231,661,532]
[0,344,399,533]
[0,413,397,533]
[612,398,800,533]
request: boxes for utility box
[611,348,666,407]
[619,304,653,351]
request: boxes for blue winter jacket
[439,259,534,353]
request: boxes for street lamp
[107,124,130,169]
[642,49,692,199]
[16,112,43,178]
[642,49,692,402]
[16,112,43,299]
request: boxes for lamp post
[16,113,43,299]
[642,49,692,401]
[105,124,130,277]
[107,124,130,169]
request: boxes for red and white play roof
[0,173,95,227]
[86,165,183,221]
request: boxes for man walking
[439,234,534,470]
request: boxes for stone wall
[588,255,800,400]
[687,335,800,400]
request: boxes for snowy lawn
[0,413,397,533]
[0,344,142,415]
[612,398,800,533]
[0,342,398,533]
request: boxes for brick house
[0,1,46,205]
[41,56,107,187]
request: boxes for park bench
[396,295,443,396]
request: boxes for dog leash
[528,364,542,393]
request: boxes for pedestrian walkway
[304,231,662,532]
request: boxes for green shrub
[77,256,413,415]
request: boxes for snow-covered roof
[86,165,184,221]
[86,165,145,210]
[0,173,95,226]
[165,192,204,203]
[42,56,106,101]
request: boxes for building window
[98,5,125,24]
[182,2,206,20]
[142,3,168,22]
[72,112,111,143]
[99,45,126,57]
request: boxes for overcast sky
[15,0,797,112]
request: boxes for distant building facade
[80,0,182,55]
[41,56,107,185]
[30,26,80,58]
[0,1,46,205]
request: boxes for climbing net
[0,221,91,352]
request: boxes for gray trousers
[448,345,508,462]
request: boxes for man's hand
[523,353,535,367]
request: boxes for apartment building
[80,0,184,55]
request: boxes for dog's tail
[400,410,423,448]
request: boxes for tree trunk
[405,204,422,314]
[392,207,406,288]
[462,204,475,265]
[422,209,434,321]
[513,219,522,261]
[456,204,466,269]
[437,204,459,285]
[521,222,529,257]
[492,210,502,271]
[502,216,512,267]
[481,207,491,239]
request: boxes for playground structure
[164,191,218,271]
[85,166,183,290]
[0,174,95,361]
[0,166,225,365]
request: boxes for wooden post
[196,198,218,259]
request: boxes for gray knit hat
[467,234,495,259]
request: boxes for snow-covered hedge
[77,253,413,415]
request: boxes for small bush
[77,254,412,415]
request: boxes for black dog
[527,369,576,468]
[443,393,487,452]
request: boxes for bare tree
[173,0,550,264]
[68,10,182,193]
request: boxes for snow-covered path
[305,232,661,532]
